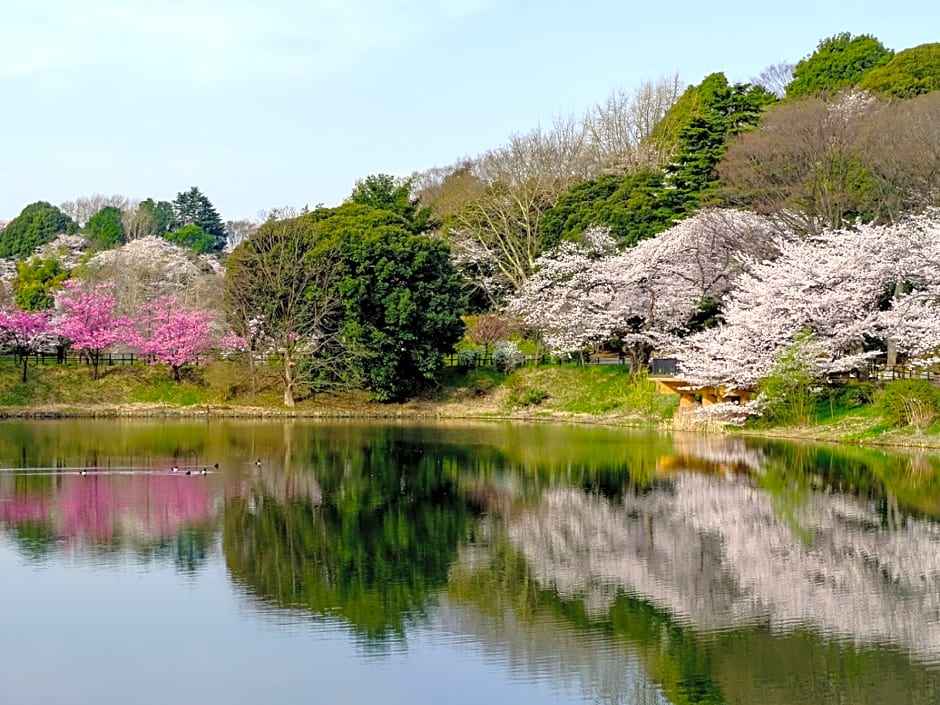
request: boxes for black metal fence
[443,351,682,373]
[0,351,212,367]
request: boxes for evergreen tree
[85,205,126,250]
[663,73,775,209]
[171,186,226,251]
[0,202,75,259]
[540,170,684,249]
[786,33,893,99]
[858,43,940,98]
[348,174,434,233]
[139,198,176,235]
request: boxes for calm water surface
[1,419,939,704]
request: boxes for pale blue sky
[1,0,937,222]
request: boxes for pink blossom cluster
[0,280,220,380]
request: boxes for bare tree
[257,205,310,222]
[225,219,259,251]
[412,159,484,220]
[720,90,940,234]
[223,218,365,406]
[121,205,156,241]
[60,194,136,227]
[720,91,886,233]
[750,61,796,98]
[446,119,597,297]
[583,73,684,171]
[864,92,940,214]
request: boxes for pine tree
[171,187,226,251]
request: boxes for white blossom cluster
[507,209,782,364]
[507,470,940,661]
[83,236,224,315]
[685,400,763,426]
[680,210,940,389]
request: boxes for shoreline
[4,401,940,453]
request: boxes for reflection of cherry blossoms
[0,472,214,551]
[507,471,940,663]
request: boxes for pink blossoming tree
[54,281,132,379]
[134,295,215,382]
[0,308,53,382]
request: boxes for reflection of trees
[447,526,724,705]
[449,518,940,705]
[0,472,216,568]
[223,438,469,640]
[507,472,940,665]
[0,420,218,469]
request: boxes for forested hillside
[2,31,940,418]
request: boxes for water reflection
[0,467,215,569]
[223,430,470,640]
[1,420,940,704]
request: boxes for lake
[1,419,939,704]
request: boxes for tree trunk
[886,282,902,369]
[248,349,257,396]
[21,354,28,383]
[173,365,182,383]
[282,353,296,407]
[886,338,898,370]
[628,343,653,374]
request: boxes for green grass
[0,360,233,407]
[11,358,940,448]
[0,359,681,423]
[497,365,678,419]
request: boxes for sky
[1,0,937,223]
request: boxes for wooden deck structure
[651,376,754,408]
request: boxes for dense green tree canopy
[165,224,216,254]
[0,202,75,259]
[304,203,466,401]
[226,202,465,403]
[349,173,433,233]
[171,187,226,251]
[540,169,684,249]
[138,198,175,235]
[662,73,775,209]
[858,43,940,98]
[13,256,67,310]
[786,33,893,99]
[85,205,126,250]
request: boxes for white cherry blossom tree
[679,210,940,389]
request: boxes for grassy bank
[0,359,676,422]
[5,359,940,451]
[726,379,940,449]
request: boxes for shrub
[457,348,482,369]
[879,379,940,428]
[521,387,549,405]
[758,331,822,426]
[505,374,549,408]
[492,341,523,372]
[840,381,876,408]
[467,370,496,396]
